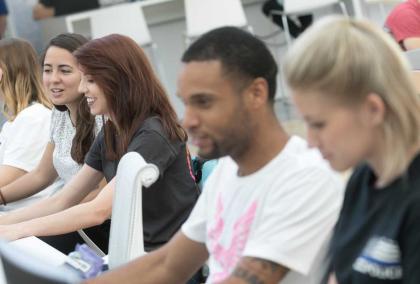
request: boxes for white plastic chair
[184,0,252,45]
[270,0,348,46]
[405,48,420,92]
[107,152,159,269]
[65,3,166,85]
[406,48,420,71]
[364,0,403,21]
[89,3,151,45]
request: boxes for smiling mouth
[86,97,96,106]
[50,88,64,96]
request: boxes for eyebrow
[43,63,73,69]
[176,92,214,99]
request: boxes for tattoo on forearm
[249,258,279,274]
[231,257,284,284]
[233,267,265,284]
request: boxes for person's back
[385,0,420,50]
[33,0,100,20]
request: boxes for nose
[50,70,60,83]
[182,106,200,132]
[78,79,87,94]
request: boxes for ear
[244,77,269,109]
[363,93,385,126]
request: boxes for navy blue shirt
[329,153,420,284]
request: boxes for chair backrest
[0,240,80,284]
[405,49,420,92]
[108,152,159,269]
[185,0,248,38]
[284,0,344,14]
[66,3,152,46]
[90,3,152,45]
[406,48,420,71]
[411,71,420,93]
[363,0,402,3]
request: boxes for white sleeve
[2,109,51,172]
[243,167,343,275]
[181,186,208,243]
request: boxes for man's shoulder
[277,136,332,175]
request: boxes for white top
[50,108,103,184]
[0,103,61,212]
[182,136,344,284]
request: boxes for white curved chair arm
[108,152,159,269]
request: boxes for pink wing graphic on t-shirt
[208,194,225,243]
[208,195,258,283]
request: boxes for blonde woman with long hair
[284,16,420,284]
[0,38,54,211]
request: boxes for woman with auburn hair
[0,34,198,256]
[284,16,420,284]
[0,38,54,211]
[0,33,104,254]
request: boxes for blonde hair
[284,16,420,185]
[0,38,51,121]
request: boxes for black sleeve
[41,0,99,16]
[84,129,104,172]
[401,194,420,284]
[39,0,54,7]
[127,130,178,177]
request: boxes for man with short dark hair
[86,27,343,284]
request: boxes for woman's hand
[0,223,27,241]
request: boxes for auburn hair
[74,34,186,160]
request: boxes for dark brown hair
[74,34,186,160]
[42,33,96,164]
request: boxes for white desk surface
[11,236,68,267]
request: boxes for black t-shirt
[39,0,99,16]
[85,116,199,251]
[329,153,420,284]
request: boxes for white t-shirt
[182,136,344,284]
[0,103,61,212]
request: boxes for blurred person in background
[33,0,99,20]
[0,0,7,39]
[385,0,420,50]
